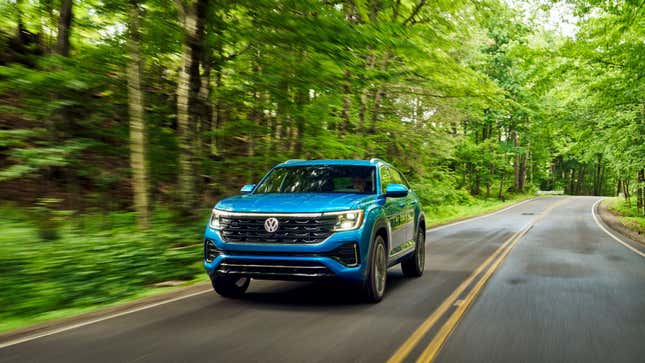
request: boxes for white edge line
[0,289,212,349]
[591,198,645,258]
[426,197,537,233]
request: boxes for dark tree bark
[294,88,307,156]
[576,166,585,195]
[175,0,208,214]
[56,0,73,56]
[512,130,520,192]
[518,153,527,192]
[623,179,631,207]
[593,154,603,196]
[198,47,212,158]
[498,170,505,200]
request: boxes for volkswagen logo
[264,217,279,233]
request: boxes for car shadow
[237,270,410,308]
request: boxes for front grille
[220,215,337,244]
[216,259,334,280]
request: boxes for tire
[211,275,250,298]
[401,226,425,277]
[362,234,388,303]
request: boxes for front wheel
[211,275,250,298]
[401,227,425,277]
[362,234,388,303]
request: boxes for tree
[175,0,209,215]
[56,0,73,56]
[126,0,151,229]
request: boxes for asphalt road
[1,196,644,363]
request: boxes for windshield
[254,165,376,194]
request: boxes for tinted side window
[379,167,393,193]
[391,169,410,188]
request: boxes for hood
[215,193,373,213]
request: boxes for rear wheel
[362,234,387,303]
[401,226,425,277]
[211,275,250,298]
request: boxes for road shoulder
[0,282,210,348]
[597,199,645,246]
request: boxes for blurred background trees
[0,0,643,227]
[0,0,643,327]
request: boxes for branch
[402,0,426,26]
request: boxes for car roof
[275,159,389,167]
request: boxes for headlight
[326,210,364,231]
[209,209,223,229]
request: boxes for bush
[0,207,204,322]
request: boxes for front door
[380,167,412,257]
[390,168,415,244]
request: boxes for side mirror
[385,183,408,198]
[240,184,255,193]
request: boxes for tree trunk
[498,170,505,200]
[593,154,602,196]
[623,179,631,208]
[198,49,212,158]
[512,130,520,192]
[518,153,526,192]
[126,0,150,229]
[56,0,73,56]
[576,166,585,195]
[176,0,208,214]
[15,0,25,49]
[486,164,493,198]
[294,88,307,157]
[474,171,481,195]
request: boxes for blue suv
[203,159,425,302]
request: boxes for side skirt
[388,239,415,266]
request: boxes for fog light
[204,239,220,263]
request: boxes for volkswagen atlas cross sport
[203,159,425,302]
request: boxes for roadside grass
[0,206,207,333]
[606,197,645,234]
[423,194,535,228]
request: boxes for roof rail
[283,159,306,163]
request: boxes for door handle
[399,202,406,207]
[409,200,417,205]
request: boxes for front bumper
[203,222,373,283]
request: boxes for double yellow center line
[387,198,568,363]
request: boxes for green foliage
[0,0,643,325]
[607,198,645,234]
[0,207,203,322]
